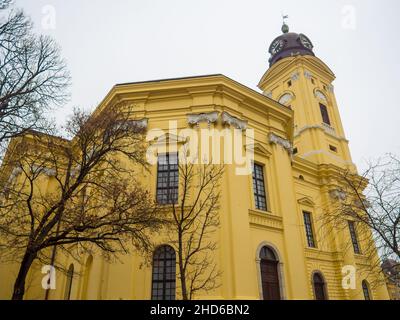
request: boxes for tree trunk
[178,232,188,300]
[12,250,37,300]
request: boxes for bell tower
[258,22,355,171]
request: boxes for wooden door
[260,260,281,300]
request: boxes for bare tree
[0,106,166,300]
[320,154,400,288]
[169,160,223,300]
[0,1,70,150]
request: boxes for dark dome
[268,24,315,66]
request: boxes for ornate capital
[264,91,273,98]
[329,189,346,201]
[291,72,300,81]
[268,133,292,153]
[131,118,148,129]
[221,112,247,130]
[304,70,313,79]
[187,111,219,126]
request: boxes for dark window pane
[319,103,331,125]
[313,272,327,300]
[157,154,179,204]
[348,221,361,254]
[303,212,316,248]
[151,245,176,300]
[362,280,371,300]
[253,163,268,211]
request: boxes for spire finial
[281,14,289,33]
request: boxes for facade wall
[0,68,390,300]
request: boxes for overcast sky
[13,0,400,170]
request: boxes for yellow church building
[0,23,390,300]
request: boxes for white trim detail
[268,133,292,153]
[131,118,149,129]
[187,111,219,127]
[315,90,328,103]
[304,70,313,79]
[221,112,248,130]
[264,91,273,98]
[291,72,300,81]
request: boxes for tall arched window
[259,246,281,300]
[151,245,176,300]
[312,272,327,300]
[362,280,372,300]
[64,264,74,300]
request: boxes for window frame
[348,221,361,254]
[156,153,179,205]
[303,211,316,248]
[319,103,331,126]
[312,272,328,300]
[362,280,372,300]
[252,162,268,211]
[151,245,176,300]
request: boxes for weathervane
[281,14,289,33]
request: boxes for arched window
[64,264,74,300]
[259,246,281,300]
[151,245,176,300]
[362,280,371,300]
[312,272,327,300]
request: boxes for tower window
[252,163,267,211]
[348,221,361,254]
[303,211,316,248]
[362,280,372,300]
[311,78,315,85]
[319,103,331,125]
[151,245,176,300]
[287,80,292,87]
[293,147,298,155]
[156,153,178,204]
[329,145,337,153]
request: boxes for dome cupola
[268,22,315,67]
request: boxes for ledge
[248,209,283,231]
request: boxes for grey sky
[13,0,400,170]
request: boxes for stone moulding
[221,111,247,130]
[187,111,219,126]
[249,209,283,231]
[131,118,149,129]
[268,133,292,153]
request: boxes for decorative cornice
[268,133,292,153]
[297,197,315,207]
[187,111,219,127]
[221,112,247,130]
[245,143,272,158]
